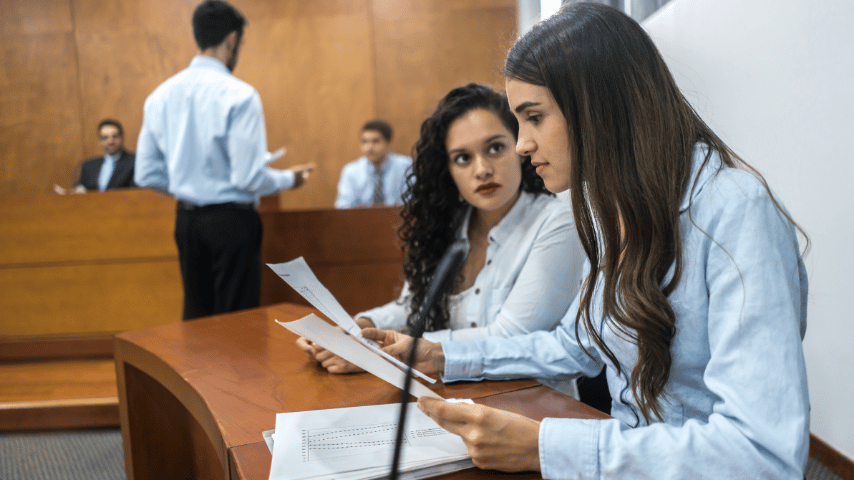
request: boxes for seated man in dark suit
[55,119,136,194]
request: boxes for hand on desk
[54,184,87,195]
[417,397,541,473]
[295,317,375,374]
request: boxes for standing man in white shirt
[135,0,315,320]
[335,120,412,208]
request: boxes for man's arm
[227,92,299,195]
[134,110,169,193]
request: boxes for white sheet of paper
[263,429,275,453]
[268,403,472,480]
[268,258,359,334]
[276,315,441,399]
[267,258,435,384]
[265,147,286,163]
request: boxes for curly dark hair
[400,83,551,333]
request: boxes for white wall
[644,0,854,459]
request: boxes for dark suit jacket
[76,150,136,190]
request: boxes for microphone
[388,239,468,480]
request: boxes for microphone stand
[388,240,467,480]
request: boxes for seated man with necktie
[335,120,412,208]
[55,119,137,194]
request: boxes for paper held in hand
[267,257,436,384]
[276,314,441,399]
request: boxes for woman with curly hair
[297,83,585,377]
[366,3,809,478]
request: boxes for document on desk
[276,315,441,399]
[267,257,435,384]
[268,402,473,480]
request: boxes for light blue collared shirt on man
[335,154,412,208]
[135,56,295,204]
[441,146,810,479]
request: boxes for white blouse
[357,191,585,343]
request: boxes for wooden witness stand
[114,303,610,480]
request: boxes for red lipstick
[476,182,501,194]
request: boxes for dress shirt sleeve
[335,164,358,209]
[355,282,412,332]
[440,292,603,383]
[429,209,584,342]
[537,182,809,479]
[227,92,295,196]
[134,108,169,192]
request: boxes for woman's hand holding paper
[361,328,445,374]
[417,397,541,473]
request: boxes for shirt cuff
[439,340,485,382]
[271,168,296,191]
[357,307,406,332]
[422,329,451,343]
[539,418,600,479]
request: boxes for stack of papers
[266,403,473,480]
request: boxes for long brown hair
[505,2,804,423]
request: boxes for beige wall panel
[0,32,84,196]
[371,3,516,160]
[0,0,78,196]
[234,1,376,210]
[372,0,516,18]
[71,0,197,158]
[73,29,194,159]
[0,261,182,336]
[234,0,368,18]
[0,0,74,36]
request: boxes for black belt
[177,200,255,211]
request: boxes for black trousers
[174,203,262,321]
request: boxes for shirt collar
[104,152,120,163]
[189,55,231,75]
[365,156,389,173]
[679,143,722,213]
[457,190,535,247]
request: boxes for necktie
[373,164,384,205]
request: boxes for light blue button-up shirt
[441,146,809,479]
[135,56,294,204]
[97,153,118,191]
[335,154,412,208]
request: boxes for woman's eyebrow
[514,101,541,113]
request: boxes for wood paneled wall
[0,0,517,208]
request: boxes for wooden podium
[0,189,182,345]
[114,303,609,480]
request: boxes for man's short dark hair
[192,0,247,50]
[98,119,123,136]
[362,120,393,142]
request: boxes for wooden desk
[115,303,608,480]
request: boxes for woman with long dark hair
[366,3,809,478]
[298,83,584,378]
